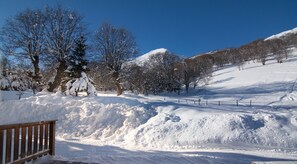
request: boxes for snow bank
[0,92,156,144]
[124,106,297,150]
[1,92,297,152]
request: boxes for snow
[65,72,96,96]
[2,50,297,163]
[130,48,168,66]
[265,27,297,41]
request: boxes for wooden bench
[0,120,57,164]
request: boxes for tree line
[204,35,296,71]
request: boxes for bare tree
[87,61,114,91]
[174,59,197,93]
[44,5,86,92]
[193,54,213,87]
[94,23,138,95]
[266,38,288,63]
[0,8,46,86]
[144,52,180,94]
[252,39,269,65]
[122,63,145,93]
[229,48,245,70]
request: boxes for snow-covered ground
[1,50,297,163]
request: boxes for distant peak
[145,48,168,55]
[129,48,170,66]
[265,27,297,41]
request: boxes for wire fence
[163,98,297,109]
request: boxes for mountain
[192,27,297,59]
[129,48,170,66]
[265,27,297,41]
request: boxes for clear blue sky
[0,0,297,57]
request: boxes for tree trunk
[112,71,123,96]
[48,60,67,92]
[115,81,123,96]
[185,83,189,94]
[32,55,41,83]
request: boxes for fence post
[49,121,56,155]
[13,127,20,161]
[236,100,238,106]
[206,100,208,105]
[6,129,12,163]
[219,101,220,106]
[0,129,3,163]
[250,100,252,107]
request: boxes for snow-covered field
[1,50,297,163]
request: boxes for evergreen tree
[64,36,95,96]
[67,36,89,79]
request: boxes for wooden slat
[27,126,33,156]
[6,129,12,163]
[0,130,3,164]
[39,124,44,151]
[13,127,20,161]
[21,127,27,158]
[44,124,48,150]
[49,121,56,155]
[33,125,38,155]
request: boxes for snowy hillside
[129,48,169,66]
[1,49,297,163]
[265,27,297,40]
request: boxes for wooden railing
[0,120,57,164]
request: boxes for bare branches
[0,8,46,83]
[93,23,138,95]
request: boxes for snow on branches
[65,72,96,96]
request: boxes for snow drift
[1,91,297,151]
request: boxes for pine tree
[63,36,96,96]
[67,36,89,79]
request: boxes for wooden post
[44,124,48,150]
[0,129,3,163]
[219,101,220,106]
[33,126,38,156]
[27,126,33,156]
[250,100,252,107]
[6,129,12,163]
[49,121,56,155]
[236,100,238,106]
[13,128,20,161]
[39,125,44,152]
[39,124,44,158]
[21,127,27,158]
